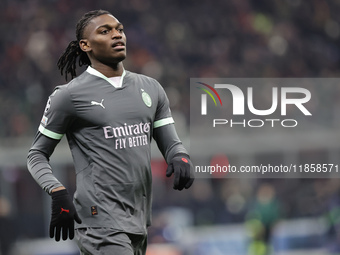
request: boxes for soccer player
[27,10,194,255]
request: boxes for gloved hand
[50,189,82,241]
[166,154,195,190]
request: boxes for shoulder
[49,72,88,103]
[52,71,94,100]
[125,71,168,103]
[125,71,162,88]
[60,71,92,91]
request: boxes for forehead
[83,14,121,37]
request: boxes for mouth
[112,41,125,50]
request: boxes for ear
[79,39,91,52]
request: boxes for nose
[112,29,122,39]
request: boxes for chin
[113,52,126,63]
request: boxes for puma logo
[91,99,105,109]
[60,207,70,214]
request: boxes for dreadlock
[57,10,111,81]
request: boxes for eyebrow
[96,23,123,30]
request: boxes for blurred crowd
[2,0,340,254]
[1,0,340,137]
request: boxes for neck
[90,61,124,77]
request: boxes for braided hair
[57,10,111,80]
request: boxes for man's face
[80,14,127,65]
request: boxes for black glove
[166,154,195,190]
[50,189,82,241]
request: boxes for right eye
[100,29,109,34]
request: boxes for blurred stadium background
[1,0,340,254]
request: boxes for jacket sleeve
[153,123,188,163]
[152,80,189,163]
[27,132,63,194]
[27,85,74,194]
